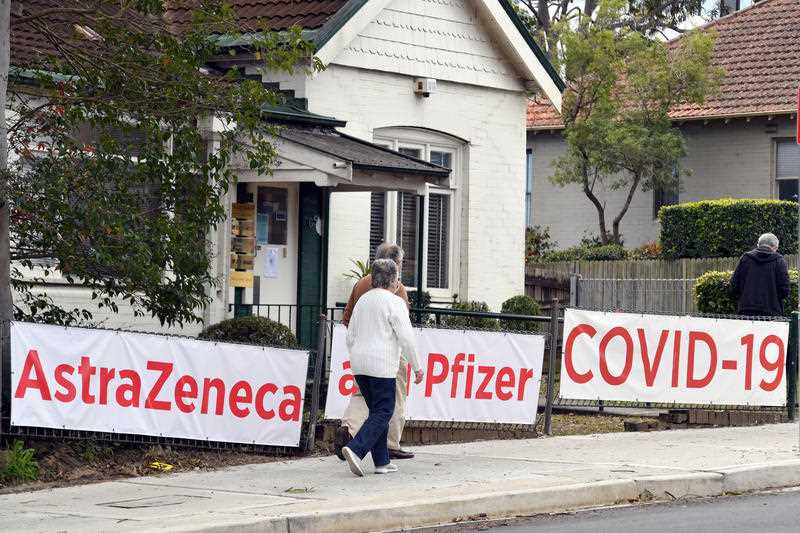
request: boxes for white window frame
[775,138,800,201]
[372,127,463,299]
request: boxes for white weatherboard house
[10,1,564,341]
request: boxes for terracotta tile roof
[526,97,563,129]
[164,0,350,33]
[527,0,800,129]
[9,1,349,70]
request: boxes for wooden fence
[525,255,800,314]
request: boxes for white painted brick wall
[527,116,795,248]
[306,64,527,311]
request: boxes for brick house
[526,0,800,248]
[9,1,564,337]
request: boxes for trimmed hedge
[542,243,627,262]
[660,199,798,259]
[441,301,499,330]
[500,295,541,332]
[694,270,798,316]
[199,316,298,348]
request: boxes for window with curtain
[776,140,800,201]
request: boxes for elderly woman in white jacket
[341,259,424,477]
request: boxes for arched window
[371,127,465,294]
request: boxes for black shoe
[388,448,415,460]
[334,426,350,461]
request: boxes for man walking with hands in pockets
[341,259,424,476]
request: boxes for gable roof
[527,0,800,130]
[165,0,564,101]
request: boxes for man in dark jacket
[730,233,791,316]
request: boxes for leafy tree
[549,1,722,245]
[513,0,716,56]
[1,1,319,326]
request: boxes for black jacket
[730,246,790,316]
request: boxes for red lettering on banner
[406,362,412,395]
[99,367,116,405]
[517,368,534,401]
[599,327,633,386]
[426,353,449,397]
[475,366,495,399]
[464,354,476,398]
[144,361,172,410]
[759,335,785,392]
[54,364,76,402]
[687,331,717,388]
[450,353,466,398]
[116,369,141,407]
[338,361,357,396]
[495,367,515,400]
[671,330,682,388]
[279,386,302,421]
[15,350,51,400]
[78,356,96,404]
[175,375,198,413]
[564,325,595,384]
[256,383,277,419]
[638,329,669,387]
[229,381,252,418]
[742,334,755,390]
[201,378,225,415]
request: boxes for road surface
[436,489,800,533]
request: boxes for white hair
[758,233,779,250]
[371,259,398,289]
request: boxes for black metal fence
[1,301,797,453]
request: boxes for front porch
[212,107,450,346]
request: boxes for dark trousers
[347,375,396,468]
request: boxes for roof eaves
[497,0,565,92]
[313,0,369,50]
[353,162,451,177]
[336,131,452,175]
[262,105,347,128]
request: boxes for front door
[251,183,298,327]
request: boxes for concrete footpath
[2,424,800,533]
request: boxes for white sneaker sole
[374,466,399,474]
[342,447,364,477]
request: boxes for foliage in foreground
[4,2,319,326]
[694,270,798,316]
[199,316,298,349]
[0,441,39,483]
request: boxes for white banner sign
[560,309,789,406]
[11,322,309,446]
[325,325,546,425]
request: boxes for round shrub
[694,270,798,317]
[660,199,798,259]
[199,316,297,348]
[500,295,542,332]
[442,301,499,330]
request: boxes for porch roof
[277,127,451,179]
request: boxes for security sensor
[414,78,437,98]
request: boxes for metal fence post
[544,298,560,436]
[305,314,328,453]
[788,312,799,422]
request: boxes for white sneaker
[374,463,399,474]
[342,446,364,477]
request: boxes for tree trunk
[611,174,642,245]
[0,0,11,419]
[582,171,610,244]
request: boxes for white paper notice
[264,247,279,278]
